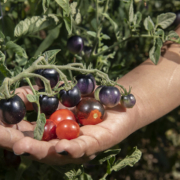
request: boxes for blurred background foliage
[0,0,180,179]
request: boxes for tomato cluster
[0,35,136,142]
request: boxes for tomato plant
[56,120,80,140]
[49,109,76,126]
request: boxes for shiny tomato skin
[75,97,105,125]
[56,120,80,140]
[49,109,76,126]
[42,119,57,141]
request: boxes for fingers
[0,125,24,150]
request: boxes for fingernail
[58,151,69,155]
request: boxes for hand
[0,86,135,165]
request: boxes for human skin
[0,27,180,165]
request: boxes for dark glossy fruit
[56,120,80,140]
[76,74,96,96]
[0,95,26,124]
[174,10,180,26]
[42,119,57,141]
[67,36,84,54]
[75,97,105,125]
[99,86,121,107]
[121,94,136,108]
[59,84,81,107]
[34,69,44,87]
[33,89,59,116]
[49,109,76,126]
[34,69,59,88]
[3,149,21,167]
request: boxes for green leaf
[0,51,5,63]
[0,51,12,78]
[166,30,180,42]
[70,2,77,16]
[111,147,142,171]
[42,0,50,13]
[6,41,28,58]
[156,12,176,29]
[134,11,142,26]
[79,173,93,180]
[14,14,59,37]
[101,13,118,32]
[34,113,46,140]
[87,31,97,37]
[149,38,162,65]
[92,149,121,164]
[55,0,70,16]
[43,49,60,64]
[34,24,62,57]
[75,10,81,25]
[102,34,110,40]
[13,66,22,76]
[26,94,39,103]
[63,17,72,35]
[155,29,164,37]
[129,0,134,22]
[15,54,28,66]
[0,31,5,39]
[144,16,154,31]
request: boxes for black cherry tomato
[75,97,105,125]
[56,120,80,140]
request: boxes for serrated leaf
[156,12,176,29]
[101,13,118,32]
[111,147,142,171]
[34,113,46,140]
[6,41,28,58]
[26,94,39,103]
[92,149,121,164]
[144,16,154,31]
[14,14,59,37]
[43,49,60,64]
[149,38,162,65]
[129,0,134,22]
[63,17,72,35]
[42,0,50,13]
[55,0,70,16]
[102,34,110,40]
[87,31,97,37]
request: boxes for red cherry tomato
[56,120,80,140]
[49,109,76,126]
[42,119,57,141]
